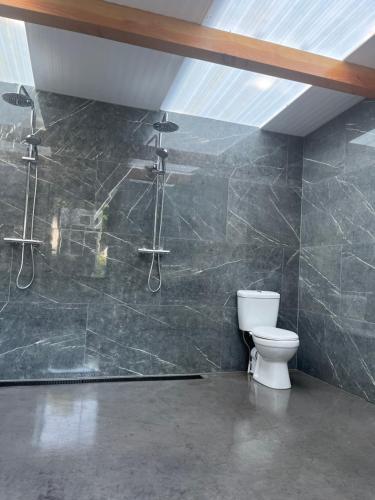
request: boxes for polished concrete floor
[0,372,374,500]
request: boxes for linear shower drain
[0,374,204,387]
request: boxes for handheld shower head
[156,147,168,160]
[24,134,41,146]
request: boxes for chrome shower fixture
[2,85,42,289]
[2,85,36,131]
[151,112,178,174]
[25,134,41,146]
[2,85,33,108]
[155,147,168,174]
[156,147,168,159]
[152,117,179,133]
[138,112,179,292]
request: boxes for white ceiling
[346,34,375,66]
[0,17,34,86]
[262,88,363,137]
[105,0,212,21]
[0,0,374,136]
[263,35,375,136]
[161,0,375,133]
[25,0,212,111]
[26,24,183,111]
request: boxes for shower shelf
[138,248,170,255]
[4,237,43,245]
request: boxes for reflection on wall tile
[0,302,86,379]
[0,82,302,380]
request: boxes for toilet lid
[252,326,298,341]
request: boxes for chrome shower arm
[16,85,35,132]
[18,85,32,102]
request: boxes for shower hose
[16,159,38,289]
[147,170,166,293]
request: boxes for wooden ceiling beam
[1,0,375,97]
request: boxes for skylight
[162,0,375,127]
[0,17,34,86]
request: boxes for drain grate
[0,374,204,387]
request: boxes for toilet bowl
[252,327,299,390]
[237,290,299,390]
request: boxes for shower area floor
[0,371,374,500]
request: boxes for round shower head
[153,120,179,133]
[2,92,33,108]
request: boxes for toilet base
[253,355,291,390]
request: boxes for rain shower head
[2,93,33,107]
[153,111,179,133]
[153,113,179,133]
[2,85,34,108]
[153,121,178,132]
[153,121,179,133]
[2,85,37,136]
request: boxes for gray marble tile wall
[299,99,375,403]
[0,81,302,379]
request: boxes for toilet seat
[252,326,298,341]
[252,336,299,349]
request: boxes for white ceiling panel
[163,62,308,127]
[104,0,212,22]
[263,34,375,136]
[346,35,375,66]
[17,0,375,134]
[0,17,34,86]
[262,88,363,137]
[26,24,182,110]
[25,0,212,110]
[163,0,375,128]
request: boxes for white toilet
[237,290,299,390]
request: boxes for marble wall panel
[9,230,160,306]
[298,310,375,403]
[0,82,302,380]
[86,303,224,375]
[160,240,284,307]
[0,302,86,379]
[300,99,375,403]
[299,245,341,316]
[281,246,300,311]
[227,180,301,247]
[0,232,11,302]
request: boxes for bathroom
[0,1,374,499]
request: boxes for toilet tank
[237,290,280,331]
